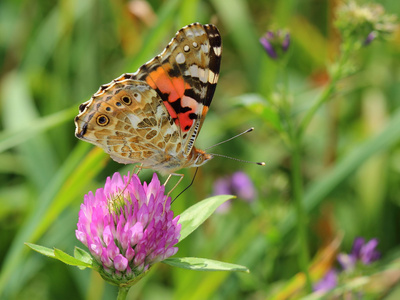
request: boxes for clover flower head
[75,172,181,284]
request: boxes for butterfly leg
[115,164,144,199]
[125,163,143,188]
[164,173,185,198]
[133,163,143,175]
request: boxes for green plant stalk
[277,55,313,292]
[291,136,312,293]
[117,287,130,300]
[298,42,352,137]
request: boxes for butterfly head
[190,147,213,168]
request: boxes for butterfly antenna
[209,153,265,166]
[204,127,255,150]
[172,168,199,204]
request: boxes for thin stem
[291,135,313,292]
[117,286,130,300]
[298,42,352,138]
[281,84,312,293]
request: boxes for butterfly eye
[96,114,110,126]
[121,95,132,105]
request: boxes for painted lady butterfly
[74,23,221,175]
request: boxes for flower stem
[291,136,312,293]
[117,286,130,300]
[298,42,351,138]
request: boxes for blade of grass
[211,0,262,88]
[281,106,400,235]
[0,145,107,296]
[1,71,58,189]
[0,106,77,153]
[127,0,184,72]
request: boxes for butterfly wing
[132,23,222,156]
[74,23,221,173]
[74,79,182,168]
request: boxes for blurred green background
[1,0,400,299]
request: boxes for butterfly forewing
[133,23,221,155]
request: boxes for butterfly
[74,23,222,176]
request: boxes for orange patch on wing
[147,67,190,102]
[201,106,209,117]
[163,101,178,119]
[145,66,194,132]
[179,111,194,132]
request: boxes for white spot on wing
[176,52,185,64]
[208,70,217,84]
[184,45,190,52]
[134,93,142,102]
[189,65,199,77]
[201,43,209,54]
[213,46,221,56]
[127,113,141,127]
[198,67,207,83]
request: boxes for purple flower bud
[260,29,290,60]
[360,238,380,264]
[313,269,338,292]
[364,31,376,46]
[352,237,365,257]
[338,237,380,271]
[76,172,181,283]
[259,36,278,59]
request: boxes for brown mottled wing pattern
[74,80,181,169]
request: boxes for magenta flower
[337,237,380,271]
[76,172,181,283]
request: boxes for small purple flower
[260,29,290,60]
[231,172,256,202]
[213,171,256,213]
[214,178,233,213]
[76,172,181,282]
[337,237,380,271]
[363,31,376,46]
[313,269,338,292]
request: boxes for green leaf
[74,247,93,265]
[26,243,93,269]
[54,248,92,269]
[163,257,249,273]
[25,243,56,258]
[178,195,234,242]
